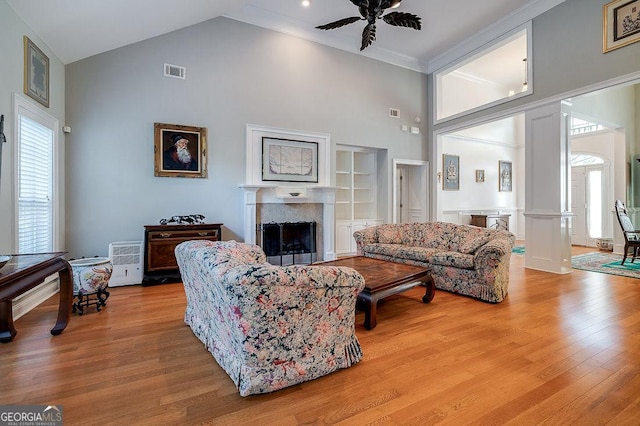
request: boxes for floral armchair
[175,240,365,396]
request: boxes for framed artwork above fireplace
[245,124,331,187]
[262,137,318,183]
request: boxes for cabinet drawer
[148,228,219,241]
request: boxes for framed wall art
[499,160,512,192]
[475,169,485,183]
[23,36,49,108]
[262,137,318,183]
[442,154,459,190]
[603,0,640,52]
[154,122,207,178]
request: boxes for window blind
[18,114,53,253]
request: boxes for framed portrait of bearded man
[154,122,207,178]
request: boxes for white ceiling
[7,0,555,72]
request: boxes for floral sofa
[175,240,365,396]
[353,222,515,303]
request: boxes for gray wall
[0,0,66,254]
[65,17,428,258]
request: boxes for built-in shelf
[335,146,381,255]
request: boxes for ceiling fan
[316,0,422,51]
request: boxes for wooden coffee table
[315,256,434,330]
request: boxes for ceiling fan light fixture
[315,0,420,51]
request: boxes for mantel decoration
[499,160,512,192]
[23,36,49,108]
[262,137,318,183]
[159,214,205,225]
[154,122,207,178]
[316,0,421,51]
[442,154,459,190]
[603,0,640,52]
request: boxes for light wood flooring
[2,247,640,425]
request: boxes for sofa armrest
[473,237,513,276]
[353,227,378,255]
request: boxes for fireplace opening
[258,221,317,265]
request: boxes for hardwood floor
[2,247,640,425]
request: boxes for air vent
[389,108,400,118]
[164,63,186,80]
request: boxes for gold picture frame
[23,36,49,107]
[603,0,640,53]
[154,123,207,178]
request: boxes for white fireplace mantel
[240,185,337,261]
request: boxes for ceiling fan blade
[360,22,377,51]
[382,11,422,30]
[316,16,362,30]
[349,0,369,18]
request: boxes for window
[570,117,605,136]
[434,22,532,123]
[15,95,58,253]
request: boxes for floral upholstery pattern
[175,240,365,396]
[354,222,515,303]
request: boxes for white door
[571,166,587,245]
[393,160,428,223]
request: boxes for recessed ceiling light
[302,0,311,7]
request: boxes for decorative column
[523,102,572,273]
[314,187,338,261]
[240,186,261,245]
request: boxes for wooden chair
[614,200,640,265]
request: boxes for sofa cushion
[363,243,439,262]
[428,251,475,269]
[459,234,491,254]
[377,224,411,244]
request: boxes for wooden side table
[143,223,222,285]
[0,252,73,342]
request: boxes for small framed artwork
[603,0,640,53]
[443,154,459,190]
[499,160,512,192]
[262,137,318,183]
[475,169,485,183]
[154,122,207,178]
[23,36,49,108]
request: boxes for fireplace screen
[257,221,317,265]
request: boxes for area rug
[571,252,640,279]
[512,245,525,255]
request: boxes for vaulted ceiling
[7,0,558,73]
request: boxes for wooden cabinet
[470,214,510,231]
[143,223,222,285]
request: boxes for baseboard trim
[13,276,60,320]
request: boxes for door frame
[392,159,429,224]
